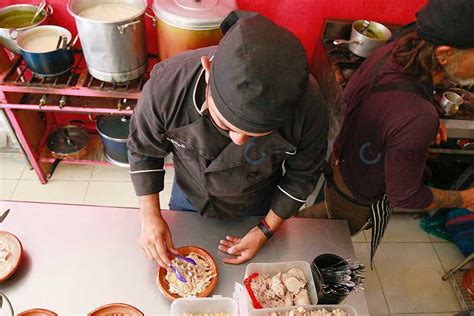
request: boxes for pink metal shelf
[0,50,160,183]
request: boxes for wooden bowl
[0,231,23,283]
[88,303,144,316]
[18,309,57,316]
[156,246,218,301]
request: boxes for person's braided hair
[392,30,443,87]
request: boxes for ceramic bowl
[0,230,23,283]
[18,309,57,316]
[88,303,144,316]
[156,246,218,301]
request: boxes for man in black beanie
[300,0,474,263]
[128,11,328,267]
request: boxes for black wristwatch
[257,220,274,239]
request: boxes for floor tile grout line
[429,239,463,313]
[9,178,20,200]
[363,242,392,315]
[82,180,91,205]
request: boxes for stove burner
[1,50,157,94]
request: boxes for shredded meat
[249,268,310,308]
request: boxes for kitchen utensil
[156,246,218,301]
[170,265,188,283]
[0,231,23,283]
[311,254,364,304]
[46,122,90,178]
[88,303,144,316]
[152,0,236,60]
[0,3,53,54]
[15,25,75,77]
[333,20,392,58]
[67,0,148,83]
[96,115,130,167]
[440,91,464,114]
[176,255,197,265]
[30,1,47,23]
[0,209,10,223]
[169,254,198,283]
[0,292,14,316]
[18,309,57,316]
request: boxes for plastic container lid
[170,296,238,316]
[152,0,236,30]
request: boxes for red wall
[2,0,427,62]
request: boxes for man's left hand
[218,227,268,264]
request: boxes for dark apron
[332,50,435,266]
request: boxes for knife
[0,209,10,223]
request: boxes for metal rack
[0,49,159,183]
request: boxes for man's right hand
[138,194,178,268]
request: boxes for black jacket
[128,47,328,220]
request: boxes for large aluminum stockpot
[333,20,392,58]
[152,0,236,60]
[67,0,148,83]
[0,3,53,54]
[16,25,75,77]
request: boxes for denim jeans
[168,181,197,212]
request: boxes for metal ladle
[30,1,47,23]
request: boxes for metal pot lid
[47,126,89,154]
[97,116,130,140]
[152,0,236,30]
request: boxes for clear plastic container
[248,304,358,316]
[170,295,238,316]
[244,261,318,311]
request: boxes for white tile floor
[0,156,468,315]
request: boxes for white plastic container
[170,295,238,316]
[244,261,318,311]
[248,304,358,316]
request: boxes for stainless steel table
[0,200,369,316]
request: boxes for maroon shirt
[335,43,438,209]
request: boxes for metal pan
[46,122,90,178]
[333,20,392,58]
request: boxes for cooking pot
[152,0,236,60]
[15,25,76,77]
[0,3,53,54]
[333,20,392,58]
[96,115,130,167]
[47,122,90,178]
[67,0,148,83]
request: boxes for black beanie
[417,0,474,48]
[209,10,309,133]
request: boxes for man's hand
[138,194,178,268]
[461,187,474,211]
[218,209,285,264]
[434,122,448,145]
[218,227,268,264]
